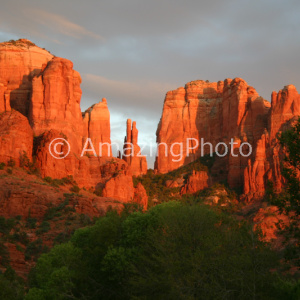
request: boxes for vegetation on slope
[134,154,215,205]
[267,117,300,268]
[24,201,300,300]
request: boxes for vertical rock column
[122,119,147,176]
[123,119,132,161]
[82,98,112,157]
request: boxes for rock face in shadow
[122,119,147,176]
[155,78,300,200]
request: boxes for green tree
[275,117,300,216]
[0,266,24,300]
[27,202,298,299]
[124,203,280,300]
[26,242,82,300]
[271,117,300,266]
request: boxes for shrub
[36,221,50,235]
[0,162,5,170]
[6,168,12,174]
[94,187,103,197]
[0,217,16,234]
[70,185,80,194]
[16,244,24,253]
[43,199,70,221]
[26,217,37,229]
[53,232,70,245]
[11,232,29,245]
[0,242,9,266]
[62,175,77,185]
[79,214,92,226]
[7,158,15,168]
[43,175,77,187]
[43,176,53,184]
[25,238,46,261]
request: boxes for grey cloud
[82,73,176,111]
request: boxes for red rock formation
[243,131,285,201]
[0,166,134,277]
[4,243,31,278]
[0,165,129,220]
[122,119,147,176]
[155,78,270,195]
[155,78,270,179]
[0,39,53,115]
[0,83,10,112]
[0,110,33,166]
[29,57,83,154]
[35,130,78,179]
[0,39,153,279]
[269,85,300,140]
[155,78,300,200]
[34,129,129,188]
[243,85,300,201]
[181,170,211,195]
[74,157,128,188]
[102,172,134,202]
[82,98,112,157]
[33,128,149,206]
[134,183,148,210]
[102,172,148,210]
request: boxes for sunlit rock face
[122,119,147,176]
[155,78,300,200]
[0,39,53,115]
[0,39,148,207]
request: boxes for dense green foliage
[0,267,25,300]
[25,201,299,300]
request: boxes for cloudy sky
[1,0,299,167]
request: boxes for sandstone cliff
[0,39,148,208]
[0,110,33,166]
[29,57,83,153]
[0,39,53,115]
[243,85,300,200]
[181,170,211,195]
[82,98,112,157]
[155,78,299,200]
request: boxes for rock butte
[155,79,300,200]
[0,39,148,211]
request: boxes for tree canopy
[25,201,299,300]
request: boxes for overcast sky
[1,0,299,167]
